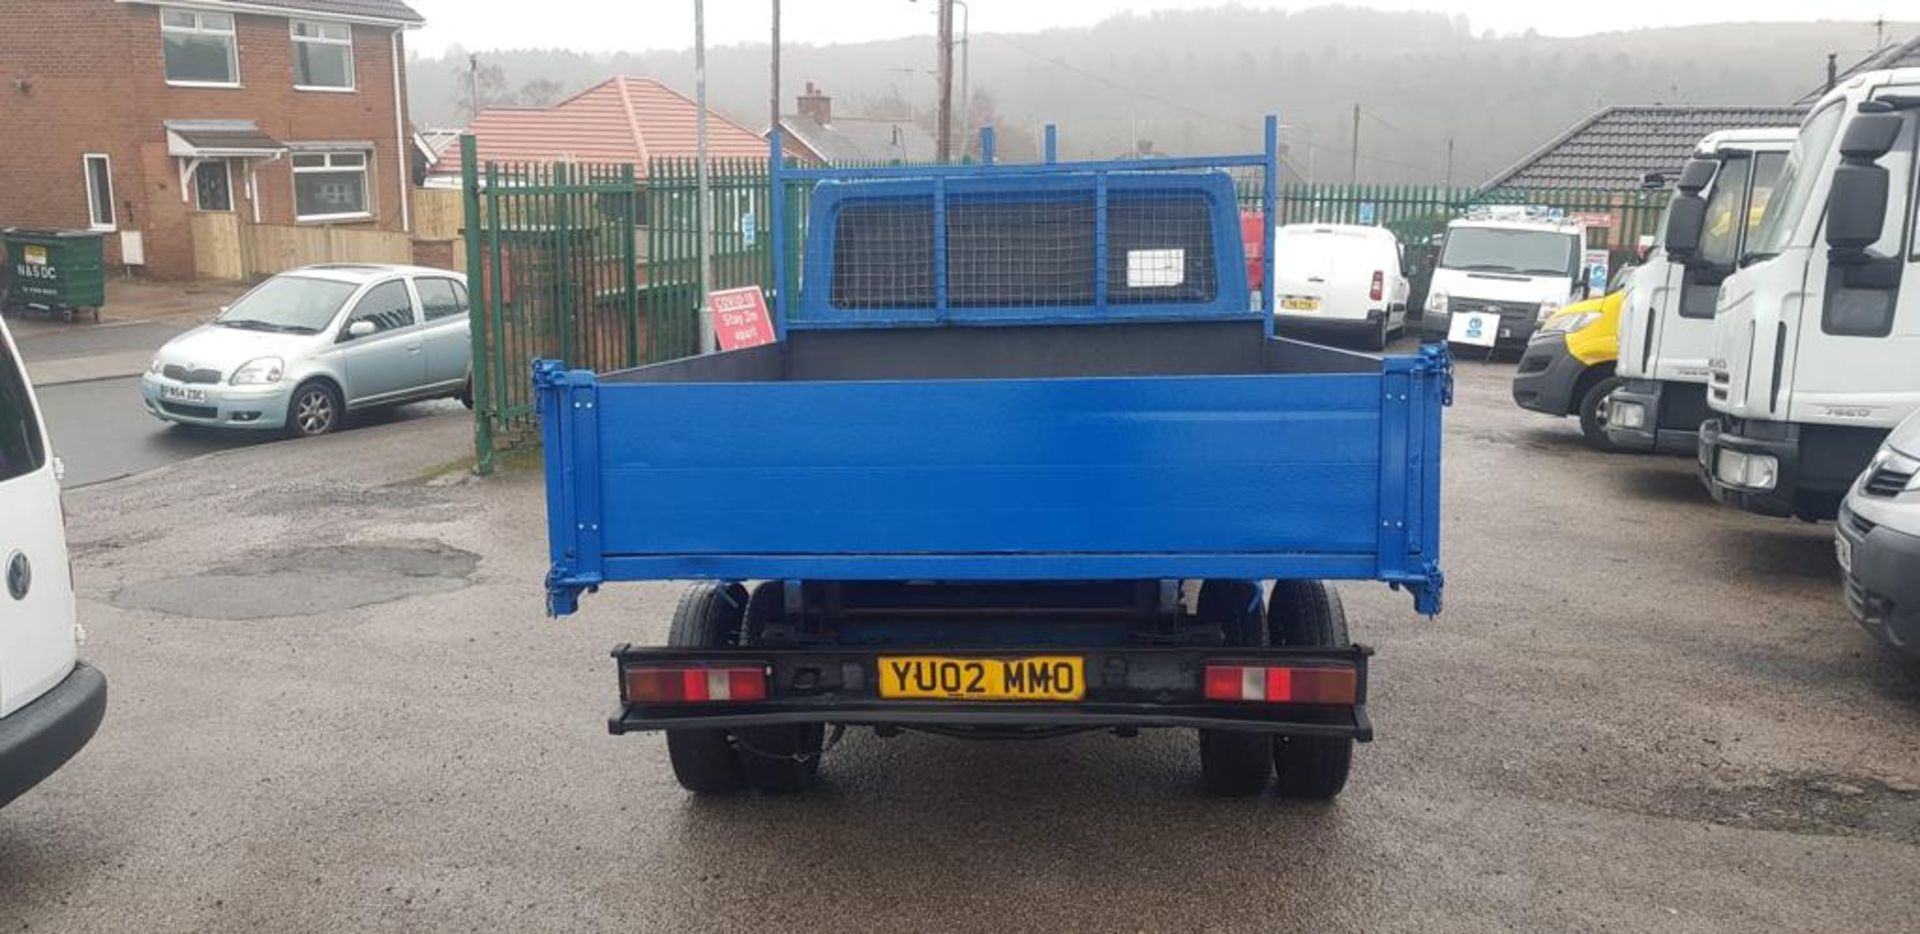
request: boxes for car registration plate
[161,385,207,403]
[1835,534,1854,575]
[1280,296,1320,311]
[878,656,1085,702]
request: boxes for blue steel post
[980,126,996,165]
[1262,114,1279,336]
[1044,124,1058,164]
[1093,175,1109,314]
[768,129,788,338]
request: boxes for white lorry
[1693,68,1920,521]
[1419,208,1588,350]
[1607,128,1795,454]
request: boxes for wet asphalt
[2,351,1917,932]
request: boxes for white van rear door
[1272,229,1335,315]
[0,320,77,717]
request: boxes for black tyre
[1196,579,1272,796]
[735,582,823,793]
[1577,374,1624,452]
[664,582,750,793]
[1364,316,1389,352]
[1268,580,1353,801]
[459,375,475,411]
[285,380,343,438]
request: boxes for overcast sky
[409,1,1908,56]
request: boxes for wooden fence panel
[188,213,246,280]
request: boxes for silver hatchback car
[141,264,470,437]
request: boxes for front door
[337,278,426,404]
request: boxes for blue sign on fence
[1357,201,1377,225]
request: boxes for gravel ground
[3,354,1917,933]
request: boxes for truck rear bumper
[608,644,1373,740]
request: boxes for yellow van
[1511,286,1625,450]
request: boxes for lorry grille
[163,364,224,384]
[1863,464,1914,497]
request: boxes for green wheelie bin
[2,228,106,322]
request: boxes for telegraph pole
[936,0,955,162]
[695,0,714,352]
[770,0,782,133]
[1444,137,1455,189]
[1349,104,1360,183]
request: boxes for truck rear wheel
[736,582,824,793]
[1267,580,1353,800]
[665,582,750,793]
[1196,580,1273,796]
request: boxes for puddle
[113,540,478,620]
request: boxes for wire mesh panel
[947,193,1096,308]
[1106,191,1217,305]
[829,198,936,310]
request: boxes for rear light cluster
[1203,664,1357,705]
[1369,270,1384,302]
[625,665,767,704]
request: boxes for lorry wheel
[1577,375,1624,452]
[665,582,750,793]
[1268,580,1354,801]
[736,582,823,793]
[1196,580,1273,796]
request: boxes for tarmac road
[2,354,1917,932]
[32,376,465,488]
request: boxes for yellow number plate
[878,656,1085,702]
[1280,296,1320,311]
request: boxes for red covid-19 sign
[709,287,776,351]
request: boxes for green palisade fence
[461,131,1666,472]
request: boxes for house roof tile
[432,77,765,178]
[1480,105,1807,192]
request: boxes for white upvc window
[291,20,354,91]
[83,154,116,230]
[293,151,372,221]
[160,8,239,87]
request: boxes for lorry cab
[1420,208,1587,349]
[1695,68,1920,521]
[1511,268,1631,450]
[1608,128,1795,454]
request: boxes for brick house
[0,0,424,280]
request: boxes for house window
[293,151,371,221]
[161,8,239,86]
[292,21,354,90]
[194,161,233,212]
[83,154,115,230]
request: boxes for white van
[1695,68,1920,521]
[1420,209,1588,349]
[1836,409,1920,662]
[1270,223,1409,350]
[1608,128,1794,454]
[0,315,106,807]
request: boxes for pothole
[1631,771,1920,845]
[112,540,479,620]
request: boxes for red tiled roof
[432,77,766,178]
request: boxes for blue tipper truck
[537,117,1450,798]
